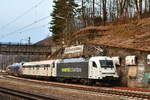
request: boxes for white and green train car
[22,60,58,77]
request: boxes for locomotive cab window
[100,60,114,68]
[92,61,97,68]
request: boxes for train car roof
[23,60,55,66]
[8,63,23,68]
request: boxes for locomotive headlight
[113,74,119,78]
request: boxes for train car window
[92,61,97,68]
[39,65,42,68]
[37,65,40,67]
[36,65,39,70]
[48,64,50,67]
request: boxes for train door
[49,64,53,76]
[46,62,54,77]
[89,60,100,79]
[52,61,56,77]
[46,64,50,76]
[52,60,61,77]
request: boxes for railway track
[0,86,60,100]
[2,75,150,100]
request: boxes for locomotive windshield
[100,60,114,68]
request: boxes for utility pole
[28,37,31,45]
[28,37,31,61]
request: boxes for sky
[0,0,53,44]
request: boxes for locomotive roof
[90,56,112,60]
[60,57,89,63]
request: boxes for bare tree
[93,0,95,18]
[102,0,107,25]
[149,0,150,12]
[74,0,150,28]
[134,0,143,19]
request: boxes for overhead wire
[0,16,50,39]
[0,0,47,30]
[19,24,49,33]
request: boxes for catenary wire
[19,24,49,33]
[0,0,47,30]
[0,16,50,39]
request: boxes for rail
[4,75,150,100]
[0,86,60,100]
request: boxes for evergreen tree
[50,0,78,44]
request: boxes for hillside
[71,18,150,52]
[35,37,55,46]
[36,18,150,52]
